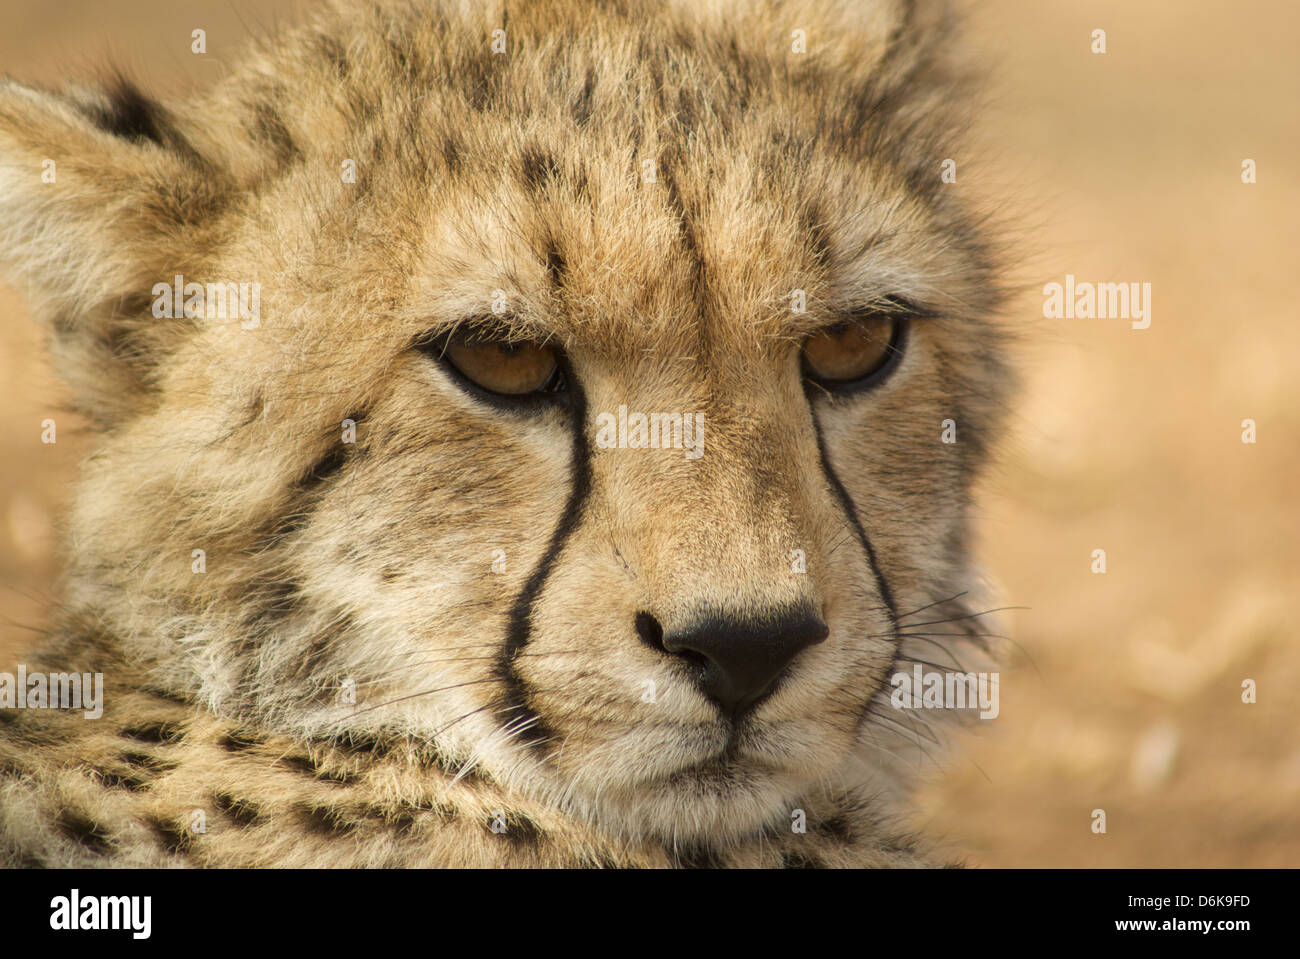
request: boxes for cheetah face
[0,0,1008,844]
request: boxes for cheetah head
[0,0,1009,844]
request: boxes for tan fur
[0,0,1009,867]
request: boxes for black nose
[644,610,829,717]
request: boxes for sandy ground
[0,0,1296,866]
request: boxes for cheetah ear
[0,76,226,426]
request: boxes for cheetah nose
[653,610,829,718]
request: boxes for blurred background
[0,0,1296,865]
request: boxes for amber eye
[801,314,905,389]
[424,328,566,398]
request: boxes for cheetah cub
[0,0,1010,867]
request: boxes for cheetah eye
[419,327,568,399]
[801,313,907,391]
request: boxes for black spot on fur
[219,729,265,752]
[315,766,358,786]
[86,75,166,145]
[94,766,149,792]
[440,132,463,175]
[801,201,834,269]
[280,754,357,785]
[145,686,191,707]
[2,716,62,748]
[387,811,417,835]
[397,797,457,822]
[279,754,320,776]
[356,803,417,834]
[299,445,349,488]
[674,86,698,134]
[497,812,544,847]
[335,731,396,759]
[254,578,303,617]
[818,814,854,843]
[214,792,264,826]
[147,815,196,856]
[545,246,567,288]
[298,803,357,836]
[656,148,709,307]
[316,33,350,79]
[121,751,178,774]
[246,98,301,167]
[57,809,114,854]
[121,720,185,745]
[571,65,597,125]
[520,147,561,193]
[411,742,488,784]
[238,391,266,429]
[462,48,505,111]
[385,34,421,84]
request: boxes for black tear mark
[495,375,592,753]
[801,380,900,633]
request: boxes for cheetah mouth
[638,718,822,786]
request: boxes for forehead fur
[163,0,990,362]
